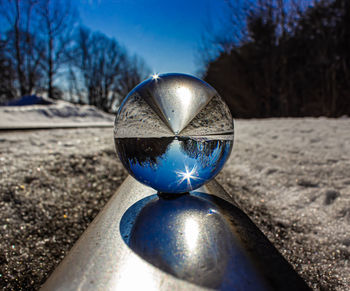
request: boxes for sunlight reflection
[176,86,192,107]
[115,254,157,290]
[184,218,199,251]
[207,208,219,216]
[175,165,201,190]
[151,73,160,80]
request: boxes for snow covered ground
[0,103,349,290]
[0,100,114,129]
[219,117,350,290]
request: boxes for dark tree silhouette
[202,0,350,117]
[0,39,16,104]
[180,138,232,169]
[115,137,173,169]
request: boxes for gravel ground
[0,118,349,290]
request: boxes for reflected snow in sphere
[114,73,234,193]
[115,137,233,193]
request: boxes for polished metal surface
[121,192,268,290]
[41,177,310,291]
[41,176,200,291]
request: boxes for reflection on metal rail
[41,176,310,291]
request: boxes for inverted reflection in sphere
[115,137,232,193]
[114,73,234,193]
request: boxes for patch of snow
[0,100,114,128]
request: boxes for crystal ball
[114,73,234,193]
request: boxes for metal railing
[41,176,310,291]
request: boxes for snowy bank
[0,100,114,129]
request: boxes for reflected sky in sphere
[115,137,233,193]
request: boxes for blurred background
[1,0,349,117]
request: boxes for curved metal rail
[41,177,310,291]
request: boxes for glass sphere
[114,73,234,193]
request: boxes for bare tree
[71,27,127,110]
[69,27,150,111]
[38,0,77,99]
[0,0,45,96]
[115,54,150,103]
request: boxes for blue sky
[79,0,227,76]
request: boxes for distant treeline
[202,0,350,118]
[0,0,150,112]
